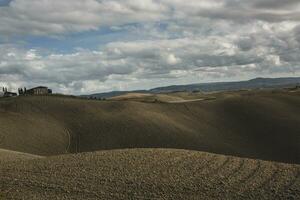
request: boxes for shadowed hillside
[0,89,300,164]
[1,149,299,199]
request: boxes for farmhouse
[0,87,17,98]
[26,86,52,95]
[4,92,18,97]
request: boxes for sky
[0,0,300,94]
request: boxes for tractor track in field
[1,149,299,199]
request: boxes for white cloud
[0,0,300,37]
[0,0,169,36]
[166,54,181,65]
[1,0,300,93]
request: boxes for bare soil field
[0,89,300,199]
[1,149,299,199]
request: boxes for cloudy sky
[0,0,300,94]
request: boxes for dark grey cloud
[252,0,300,9]
[170,0,300,23]
[236,37,254,51]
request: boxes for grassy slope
[1,149,299,199]
[0,90,299,164]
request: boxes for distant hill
[150,77,300,93]
[84,77,300,99]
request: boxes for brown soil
[1,89,300,199]
[1,149,299,200]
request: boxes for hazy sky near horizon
[0,0,300,94]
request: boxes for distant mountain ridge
[84,77,300,98]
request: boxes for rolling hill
[1,89,300,199]
[149,77,300,93]
[0,89,299,164]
